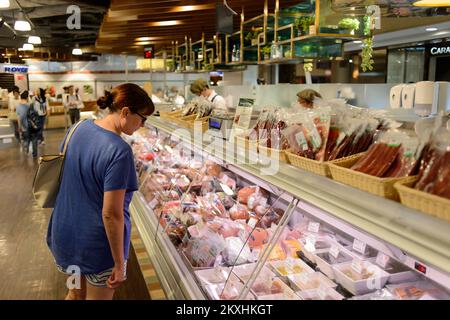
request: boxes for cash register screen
[209,118,222,130]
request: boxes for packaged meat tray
[231,263,276,283]
[288,272,338,292]
[385,281,450,300]
[332,261,390,295]
[314,247,354,280]
[194,267,232,287]
[296,287,345,300]
[269,259,314,279]
[251,277,296,299]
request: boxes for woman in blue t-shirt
[47,83,154,300]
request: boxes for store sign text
[430,46,450,56]
[1,64,29,73]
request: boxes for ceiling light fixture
[28,35,41,44]
[413,0,450,6]
[72,43,82,55]
[0,0,10,9]
[169,4,215,13]
[23,43,34,51]
[135,37,163,41]
[148,20,182,27]
[426,27,438,32]
[14,11,31,31]
[353,40,362,44]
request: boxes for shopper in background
[296,89,322,110]
[64,85,84,125]
[168,86,185,106]
[17,91,39,158]
[8,86,21,142]
[151,88,165,104]
[47,83,154,300]
[31,88,48,145]
[190,78,227,111]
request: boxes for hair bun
[97,91,113,110]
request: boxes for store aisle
[0,129,150,300]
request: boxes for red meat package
[414,128,450,199]
[229,203,250,221]
[384,136,423,178]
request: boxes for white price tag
[220,183,234,196]
[329,245,340,259]
[375,253,390,269]
[304,238,316,253]
[353,239,367,254]
[351,258,363,274]
[247,217,258,229]
[308,222,320,233]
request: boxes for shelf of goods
[128,116,450,300]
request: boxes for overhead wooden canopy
[96,0,300,55]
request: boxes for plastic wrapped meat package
[184,230,226,268]
[281,239,303,258]
[222,237,251,266]
[259,208,284,229]
[237,186,261,205]
[229,203,250,221]
[248,227,270,249]
[207,217,246,239]
[288,272,337,291]
[218,172,237,191]
[251,277,295,298]
[386,281,450,300]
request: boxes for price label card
[305,239,316,253]
[220,183,234,196]
[329,245,340,259]
[376,252,390,269]
[353,239,367,254]
[308,222,320,233]
[351,258,363,274]
[247,217,258,229]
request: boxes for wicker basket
[176,114,197,127]
[188,116,210,133]
[258,143,289,163]
[328,154,416,200]
[286,151,365,177]
[160,110,182,120]
[395,178,450,222]
[234,135,259,151]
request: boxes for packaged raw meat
[222,237,251,266]
[384,135,422,178]
[259,208,283,229]
[229,203,250,221]
[247,192,268,210]
[237,186,259,205]
[218,172,237,191]
[248,227,269,249]
[184,230,226,268]
[205,160,222,177]
[386,281,450,300]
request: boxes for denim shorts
[57,261,128,288]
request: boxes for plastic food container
[368,258,418,284]
[386,281,450,300]
[314,248,354,280]
[251,277,296,299]
[333,261,390,295]
[288,272,338,291]
[232,263,276,283]
[195,267,232,287]
[348,245,378,260]
[296,288,345,300]
[204,276,255,300]
[299,238,332,264]
[269,259,314,279]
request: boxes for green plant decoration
[303,59,313,73]
[295,16,315,35]
[262,45,271,55]
[245,27,261,44]
[338,18,360,32]
[361,14,374,72]
[83,85,93,95]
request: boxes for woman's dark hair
[97,83,154,115]
[39,88,46,103]
[20,91,28,100]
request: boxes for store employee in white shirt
[190,79,227,111]
[64,85,84,125]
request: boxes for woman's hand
[107,262,126,289]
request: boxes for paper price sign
[351,258,363,274]
[329,245,340,259]
[308,222,320,233]
[352,239,367,254]
[376,252,390,269]
[304,238,316,253]
[247,217,258,228]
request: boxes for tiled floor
[0,128,161,300]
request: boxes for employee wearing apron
[190,79,227,111]
[64,85,84,125]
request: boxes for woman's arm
[102,189,126,288]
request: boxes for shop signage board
[429,43,450,56]
[0,64,29,73]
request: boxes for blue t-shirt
[16,103,29,130]
[47,120,138,274]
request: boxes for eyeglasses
[134,111,148,124]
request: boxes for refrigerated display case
[127,116,450,300]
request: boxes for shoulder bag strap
[61,119,85,156]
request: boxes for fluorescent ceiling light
[426,27,438,32]
[413,0,450,6]
[135,37,162,41]
[0,0,10,9]
[28,36,41,44]
[353,40,362,44]
[23,43,34,51]
[169,4,215,13]
[14,11,31,31]
[148,20,182,27]
[72,48,82,55]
